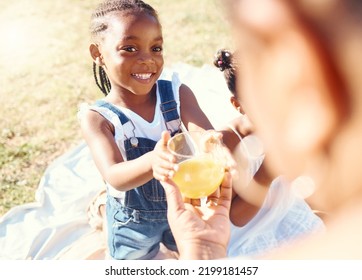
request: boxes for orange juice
[172,156,225,199]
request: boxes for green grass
[0,0,232,216]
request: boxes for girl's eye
[122,46,137,52]
[153,46,163,52]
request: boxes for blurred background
[0,0,232,216]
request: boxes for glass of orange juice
[167,131,226,200]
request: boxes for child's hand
[152,131,178,181]
[199,130,223,153]
[201,130,237,174]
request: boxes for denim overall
[94,80,180,260]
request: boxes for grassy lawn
[0,0,232,216]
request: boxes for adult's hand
[161,171,233,259]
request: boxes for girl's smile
[131,72,156,83]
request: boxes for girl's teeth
[133,73,152,79]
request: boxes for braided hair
[90,0,159,95]
[213,49,237,97]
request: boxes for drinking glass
[167,131,227,200]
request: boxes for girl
[79,0,214,260]
[213,48,324,258]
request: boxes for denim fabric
[95,80,179,259]
[107,193,176,260]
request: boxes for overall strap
[157,80,181,135]
[93,100,136,140]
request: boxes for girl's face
[99,11,164,96]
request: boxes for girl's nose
[137,52,155,65]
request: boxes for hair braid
[92,62,109,96]
[100,66,111,95]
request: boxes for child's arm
[219,114,254,154]
[179,84,214,132]
[80,109,175,191]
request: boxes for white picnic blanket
[0,63,238,259]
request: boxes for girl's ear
[230,96,241,111]
[230,96,245,114]
[89,43,103,65]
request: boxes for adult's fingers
[161,179,185,218]
[207,187,220,206]
[217,171,233,211]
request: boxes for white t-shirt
[82,72,182,199]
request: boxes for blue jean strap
[94,100,129,125]
[158,80,181,135]
[93,100,136,140]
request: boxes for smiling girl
[79,0,214,260]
